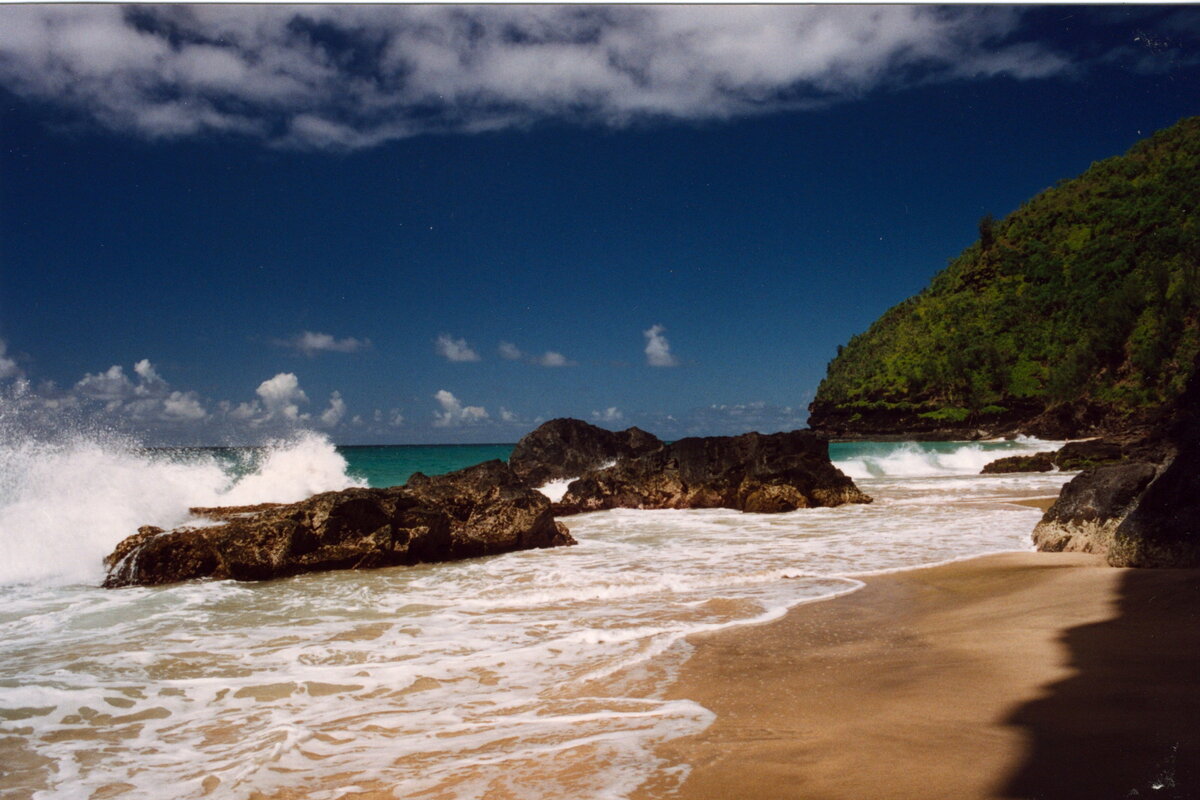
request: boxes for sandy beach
[640,551,1200,800]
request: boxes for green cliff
[809,116,1200,440]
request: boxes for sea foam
[0,430,363,586]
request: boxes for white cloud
[432,389,489,428]
[161,391,208,421]
[73,359,210,423]
[132,358,163,385]
[498,341,574,366]
[435,334,481,363]
[0,340,20,379]
[76,364,134,402]
[499,407,518,423]
[255,372,309,421]
[319,390,346,427]
[0,6,1071,150]
[592,406,624,424]
[643,324,679,367]
[285,331,370,356]
[534,351,574,367]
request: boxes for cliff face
[809,116,1200,441]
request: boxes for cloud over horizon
[436,334,482,363]
[282,331,371,356]
[432,389,489,428]
[0,5,1075,150]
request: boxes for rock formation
[556,430,871,514]
[1033,356,1200,566]
[1031,463,1160,554]
[980,453,1056,474]
[508,418,662,486]
[103,460,574,588]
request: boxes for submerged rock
[103,460,574,588]
[558,430,871,513]
[508,418,662,486]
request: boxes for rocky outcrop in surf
[555,429,871,514]
[103,460,574,588]
[980,453,1056,474]
[508,417,662,486]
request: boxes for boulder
[559,430,871,513]
[103,460,574,588]
[509,418,663,486]
[1107,366,1200,567]
[1031,463,1160,555]
[1108,440,1200,567]
[980,453,1056,474]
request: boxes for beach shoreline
[636,550,1200,800]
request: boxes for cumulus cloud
[643,324,679,367]
[319,390,346,427]
[592,406,624,424]
[72,359,209,422]
[0,340,20,379]
[283,331,370,356]
[0,6,1072,150]
[534,351,573,367]
[432,389,489,428]
[499,407,518,423]
[435,334,481,363]
[498,341,523,361]
[254,372,309,421]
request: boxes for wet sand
[640,551,1200,800]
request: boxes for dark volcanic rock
[559,430,871,513]
[980,453,1057,474]
[508,418,663,486]
[1108,366,1200,567]
[1052,440,1126,471]
[1032,463,1160,555]
[1109,440,1200,567]
[1033,355,1200,566]
[103,460,574,588]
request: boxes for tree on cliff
[810,115,1200,437]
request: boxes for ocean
[0,432,1073,799]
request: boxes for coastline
[637,551,1200,800]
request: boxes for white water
[0,434,1072,799]
[0,432,364,586]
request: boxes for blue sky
[1,5,1198,445]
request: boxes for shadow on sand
[1002,568,1200,799]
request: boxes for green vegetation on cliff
[812,116,1200,433]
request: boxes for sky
[1,4,1198,445]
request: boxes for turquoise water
[339,443,514,487]
[333,439,1045,489]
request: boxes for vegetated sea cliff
[809,116,1200,441]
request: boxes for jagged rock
[508,418,663,486]
[980,453,1057,474]
[103,460,574,588]
[559,430,871,513]
[1032,463,1160,555]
